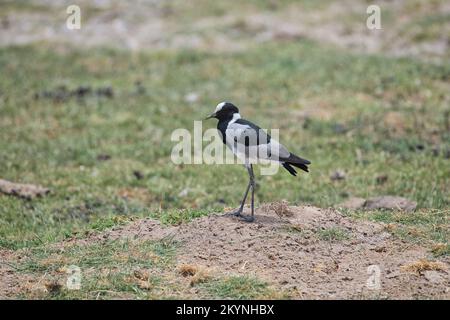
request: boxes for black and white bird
[205,102,310,222]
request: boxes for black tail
[282,153,310,176]
[282,163,298,176]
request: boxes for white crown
[215,101,227,113]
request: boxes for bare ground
[0,0,448,62]
[1,204,448,299]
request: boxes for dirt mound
[66,218,177,246]
[0,250,21,298]
[172,205,448,299]
[1,205,448,299]
[69,205,449,299]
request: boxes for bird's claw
[239,215,254,223]
[224,209,254,222]
[224,209,242,217]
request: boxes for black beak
[204,113,216,120]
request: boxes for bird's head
[204,102,240,121]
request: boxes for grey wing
[226,122,291,161]
[225,122,270,147]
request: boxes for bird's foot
[224,208,243,217]
[238,214,254,223]
[224,209,254,222]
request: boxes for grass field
[0,0,449,299]
[1,41,448,249]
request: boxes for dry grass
[44,281,63,295]
[133,269,150,281]
[266,200,293,217]
[431,243,449,257]
[178,264,198,277]
[401,259,447,274]
[177,263,212,286]
[190,268,212,286]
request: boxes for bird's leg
[240,164,255,222]
[229,178,251,217]
[250,164,255,221]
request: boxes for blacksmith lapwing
[205,102,310,222]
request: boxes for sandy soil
[2,204,448,299]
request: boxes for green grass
[10,237,287,299]
[0,0,52,17]
[200,275,276,299]
[0,40,449,250]
[12,238,179,299]
[152,208,219,225]
[317,227,351,242]
[0,0,448,300]
[345,208,449,256]
[18,238,177,272]
[405,13,450,42]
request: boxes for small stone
[133,170,144,180]
[364,196,417,212]
[337,197,366,209]
[330,170,346,181]
[96,154,111,161]
[178,188,189,197]
[375,175,388,185]
[423,271,444,283]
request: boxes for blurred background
[0,0,449,248]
